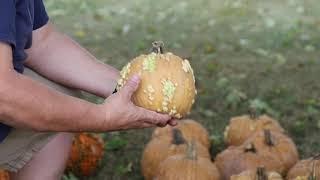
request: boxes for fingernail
[131,75,140,83]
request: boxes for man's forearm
[0,70,106,132]
[25,23,119,98]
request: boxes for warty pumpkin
[66,133,105,177]
[141,129,210,180]
[0,169,9,180]
[154,142,220,180]
[117,41,196,118]
[152,119,211,148]
[215,143,285,180]
[286,154,320,180]
[224,114,284,146]
[230,167,283,180]
[245,129,299,174]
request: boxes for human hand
[100,75,177,131]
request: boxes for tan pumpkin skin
[215,145,285,180]
[141,130,210,180]
[224,115,284,146]
[154,142,220,180]
[117,51,196,118]
[152,119,211,148]
[286,158,320,180]
[154,155,220,180]
[245,130,299,174]
[230,168,283,180]
[0,169,9,180]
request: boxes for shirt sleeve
[33,0,49,30]
[0,0,16,47]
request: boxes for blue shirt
[0,0,49,142]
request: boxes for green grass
[46,0,320,179]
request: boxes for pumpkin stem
[256,167,268,180]
[248,107,258,120]
[151,41,164,54]
[244,143,257,153]
[185,141,197,160]
[172,129,186,145]
[312,153,320,160]
[264,129,275,146]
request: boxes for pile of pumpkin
[141,115,320,180]
[141,119,220,180]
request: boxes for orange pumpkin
[286,154,320,180]
[0,169,9,180]
[245,130,299,173]
[152,119,211,148]
[154,142,220,180]
[230,167,283,180]
[66,133,105,177]
[117,41,196,118]
[215,143,285,180]
[224,115,284,146]
[141,129,210,180]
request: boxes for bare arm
[25,22,119,98]
[0,42,106,132]
[0,43,171,132]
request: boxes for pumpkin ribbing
[154,142,220,180]
[224,115,284,146]
[152,119,211,148]
[245,130,299,175]
[287,154,320,180]
[117,41,196,118]
[230,167,283,180]
[141,129,210,180]
[215,142,285,180]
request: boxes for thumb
[120,75,141,99]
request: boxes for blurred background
[45,0,320,179]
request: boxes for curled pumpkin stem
[256,167,268,180]
[151,41,164,54]
[264,129,275,146]
[244,143,257,153]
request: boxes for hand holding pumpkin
[100,75,173,131]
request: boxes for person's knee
[10,133,74,180]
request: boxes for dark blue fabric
[0,0,49,143]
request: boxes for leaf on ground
[106,137,128,151]
[226,89,247,108]
[74,30,86,38]
[216,77,229,89]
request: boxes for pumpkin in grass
[215,143,285,180]
[154,142,220,180]
[230,167,283,180]
[116,41,196,119]
[66,133,105,177]
[0,169,9,180]
[245,130,299,173]
[286,154,320,180]
[152,119,211,148]
[141,129,210,180]
[224,114,284,146]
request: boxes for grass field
[45,0,320,179]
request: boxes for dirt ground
[45,0,320,179]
